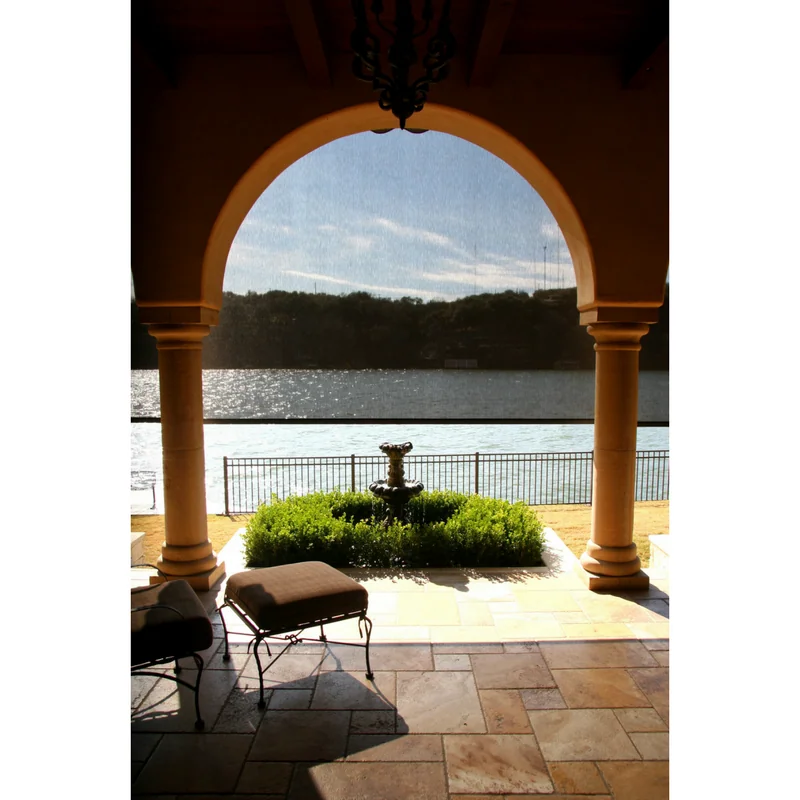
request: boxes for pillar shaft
[148,324,225,590]
[579,322,650,589]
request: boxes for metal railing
[222,449,669,515]
[131,469,157,510]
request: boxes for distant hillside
[131,286,669,370]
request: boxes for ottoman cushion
[131,579,213,667]
[225,561,368,632]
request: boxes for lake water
[130,369,669,514]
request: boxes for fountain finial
[369,440,424,517]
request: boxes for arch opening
[202,103,595,314]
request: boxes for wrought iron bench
[217,561,374,708]
[131,578,213,730]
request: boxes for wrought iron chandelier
[351,0,456,131]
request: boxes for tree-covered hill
[131,286,669,370]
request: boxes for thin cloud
[282,270,445,300]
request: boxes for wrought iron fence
[130,470,157,510]
[222,450,669,515]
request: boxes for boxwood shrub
[242,490,545,569]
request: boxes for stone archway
[200,102,596,316]
[151,102,655,591]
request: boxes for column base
[150,561,226,592]
[573,562,650,591]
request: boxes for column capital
[587,322,649,351]
[148,324,211,350]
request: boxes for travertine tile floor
[131,530,669,798]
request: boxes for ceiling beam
[624,35,669,90]
[282,0,331,88]
[469,0,517,88]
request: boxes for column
[579,322,650,590]
[148,324,225,591]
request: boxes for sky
[224,131,574,301]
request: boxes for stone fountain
[369,441,424,520]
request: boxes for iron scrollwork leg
[218,604,231,662]
[359,614,374,681]
[253,634,268,709]
[191,652,205,730]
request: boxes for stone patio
[131,529,669,798]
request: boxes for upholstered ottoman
[131,579,213,729]
[218,561,374,708]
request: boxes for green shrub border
[242,490,546,569]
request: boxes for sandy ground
[131,500,668,567]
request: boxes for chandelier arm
[373,12,395,36]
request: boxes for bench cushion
[224,561,368,632]
[131,579,213,667]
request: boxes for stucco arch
[201,103,595,313]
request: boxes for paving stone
[528,709,641,761]
[370,625,430,642]
[212,685,268,733]
[236,762,293,794]
[548,761,609,794]
[625,622,670,640]
[637,599,670,620]
[651,650,669,666]
[492,614,566,640]
[268,688,313,709]
[240,652,324,691]
[397,593,461,625]
[479,690,532,733]
[573,593,656,623]
[513,590,582,612]
[350,709,396,734]
[131,733,161,762]
[132,733,252,794]
[520,688,567,710]
[429,626,503,644]
[471,653,556,689]
[614,708,668,733]
[642,638,669,651]
[560,623,637,639]
[131,675,159,711]
[443,734,553,794]
[552,611,591,624]
[321,643,433,672]
[310,670,395,710]
[288,762,447,799]
[433,653,472,670]
[539,640,659,670]
[513,796,611,800]
[249,709,350,761]
[597,761,669,799]
[457,602,495,626]
[503,641,542,654]
[627,668,669,725]
[346,734,442,761]
[431,641,503,654]
[553,668,651,708]
[630,732,669,760]
[396,671,486,733]
[131,669,239,733]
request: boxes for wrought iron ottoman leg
[360,614,374,681]
[319,624,327,642]
[253,633,268,709]
[191,653,206,730]
[218,603,232,662]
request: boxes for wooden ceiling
[133,0,668,89]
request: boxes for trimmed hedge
[242,490,546,569]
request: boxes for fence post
[223,456,229,515]
[474,452,480,495]
[351,454,356,492]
